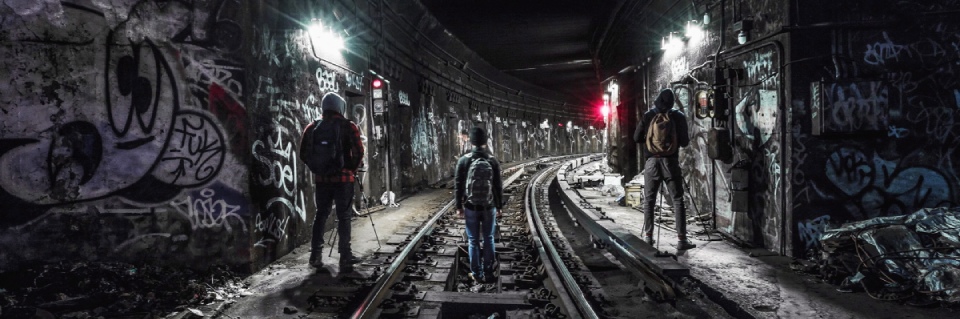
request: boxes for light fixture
[703,12,710,25]
[685,20,699,37]
[685,20,704,43]
[733,19,753,45]
[661,31,683,51]
[308,19,344,55]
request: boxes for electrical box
[731,167,749,191]
[732,190,749,212]
[733,19,753,32]
[707,127,732,162]
[730,163,749,212]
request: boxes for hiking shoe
[339,263,354,273]
[644,236,655,245]
[677,240,697,250]
[467,273,483,284]
[309,251,323,268]
[340,253,361,265]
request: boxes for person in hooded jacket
[454,127,503,283]
[300,92,365,272]
[633,88,696,250]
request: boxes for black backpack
[301,118,344,176]
[465,154,495,207]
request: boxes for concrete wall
[788,0,960,256]
[600,0,960,257]
[600,0,791,252]
[0,0,601,273]
[0,0,254,271]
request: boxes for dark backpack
[646,111,678,156]
[465,154,495,207]
[301,118,344,176]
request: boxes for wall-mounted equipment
[371,75,388,114]
[695,89,711,119]
[730,160,750,212]
[708,127,732,162]
[711,89,727,118]
[733,19,753,45]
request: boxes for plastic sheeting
[818,207,960,305]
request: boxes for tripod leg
[682,175,713,241]
[355,172,382,248]
[368,214,381,249]
[655,182,662,251]
[328,218,338,257]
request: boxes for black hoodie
[454,147,503,210]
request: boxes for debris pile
[0,261,247,318]
[809,207,960,306]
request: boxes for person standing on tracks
[455,127,504,283]
[633,88,696,250]
[299,92,365,272]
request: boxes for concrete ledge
[554,157,689,282]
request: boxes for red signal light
[600,105,610,117]
[372,78,383,89]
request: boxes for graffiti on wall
[824,147,954,219]
[812,81,891,134]
[732,47,784,249]
[248,49,326,249]
[797,215,831,250]
[500,120,513,161]
[786,14,960,255]
[1,2,233,225]
[410,95,444,180]
[0,1,250,269]
[864,30,960,110]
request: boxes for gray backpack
[465,154,494,207]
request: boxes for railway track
[301,155,694,318]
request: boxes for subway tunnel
[1,0,960,318]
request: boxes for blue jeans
[464,207,497,279]
[313,182,355,255]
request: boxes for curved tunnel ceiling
[420,0,625,108]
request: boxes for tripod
[327,169,382,257]
[681,174,716,241]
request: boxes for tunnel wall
[787,0,960,256]
[601,0,960,257]
[0,0,600,273]
[0,0,256,272]
[603,0,790,252]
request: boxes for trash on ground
[808,207,960,305]
[0,261,246,318]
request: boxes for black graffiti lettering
[116,136,157,150]
[162,111,226,185]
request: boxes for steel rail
[525,165,600,319]
[555,155,684,301]
[350,156,566,318]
